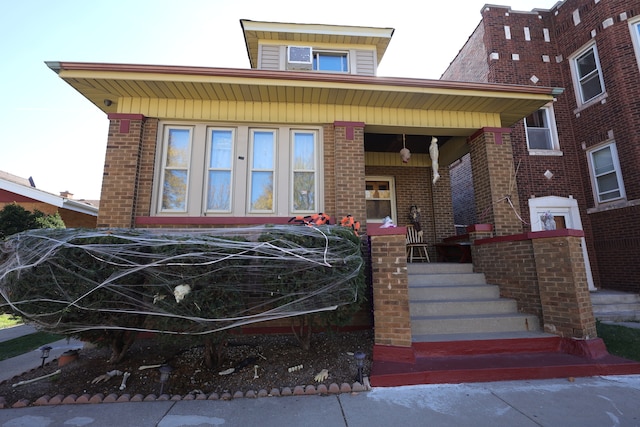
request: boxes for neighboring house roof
[0,172,99,216]
[240,19,395,68]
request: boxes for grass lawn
[0,332,64,362]
[597,321,640,362]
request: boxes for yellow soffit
[47,62,561,127]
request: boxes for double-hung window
[524,104,560,152]
[570,44,605,105]
[313,51,348,72]
[159,126,192,212]
[156,123,321,217]
[588,143,625,203]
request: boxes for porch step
[591,290,640,322]
[407,263,543,341]
[411,313,541,335]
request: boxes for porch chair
[406,224,430,263]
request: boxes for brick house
[443,0,640,294]
[48,19,640,385]
[0,170,98,229]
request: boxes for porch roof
[46,61,561,132]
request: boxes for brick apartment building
[443,0,640,293]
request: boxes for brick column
[431,167,455,241]
[532,233,597,339]
[369,228,411,348]
[98,114,146,228]
[468,127,523,236]
[333,121,366,232]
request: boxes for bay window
[155,123,322,217]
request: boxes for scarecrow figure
[409,205,423,237]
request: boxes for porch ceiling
[47,62,560,128]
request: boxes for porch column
[369,227,412,349]
[98,113,146,228]
[333,121,366,231]
[467,127,523,236]
[532,233,597,339]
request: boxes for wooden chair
[406,224,430,262]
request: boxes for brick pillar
[98,114,146,228]
[431,167,455,241]
[369,229,411,348]
[333,121,366,232]
[468,127,523,236]
[532,234,597,339]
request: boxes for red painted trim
[136,216,293,226]
[466,224,493,233]
[467,127,511,144]
[560,337,609,359]
[367,225,406,237]
[373,344,415,363]
[107,113,145,120]
[475,229,585,245]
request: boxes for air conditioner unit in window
[287,46,313,70]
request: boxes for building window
[313,51,348,72]
[629,19,640,71]
[524,104,559,152]
[587,143,625,203]
[155,123,321,217]
[570,44,605,105]
[365,177,397,224]
[159,126,192,212]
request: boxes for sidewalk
[0,375,639,426]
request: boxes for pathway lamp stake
[39,345,52,368]
[354,351,366,384]
[159,364,173,395]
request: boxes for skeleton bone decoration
[119,371,131,390]
[429,136,440,184]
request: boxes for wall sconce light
[40,345,52,368]
[104,99,113,107]
[354,351,366,384]
[158,364,173,395]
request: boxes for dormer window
[313,51,349,72]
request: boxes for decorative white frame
[365,176,397,224]
[586,142,625,204]
[524,103,562,155]
[568,42,606,107]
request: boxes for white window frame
[569,43,606,107]
[203,127,235,214]
[248,129,277,214]
[629,18,640,72]
[290,129,318,214]
[158,125,193,213]
[365,176,397,224]
[153,122,323,217]
[586,142,625,205]
[524,103,562,155]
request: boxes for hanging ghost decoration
[429,136,440,184]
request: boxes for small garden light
[158,365,173,395]
[354,351,366,384]
[39,345,52,368]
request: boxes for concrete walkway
[2,324,640,426]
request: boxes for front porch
[367,226,640,386]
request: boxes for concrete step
[409,298,517,316]
[411,313,541,335]
[412,331,555,344]
[407,262,473,275]
[408,272,487,286]
[409,284,500,300]
[591,290,640,304]
[592,303,640,313]
[591,290,640,322]
[594,311,640,322]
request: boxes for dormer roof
[240,19,394,69]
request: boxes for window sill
[528,149,563,156]
[573,92,608,115]
[136,216,293,226]
[587,198,640,214]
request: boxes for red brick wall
[472,231,597,339]
[449,154,477,230]
[441,22,488,82]
[333,122,366,233]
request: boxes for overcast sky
[0,0,560,200]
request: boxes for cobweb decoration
[0,225,364,336]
